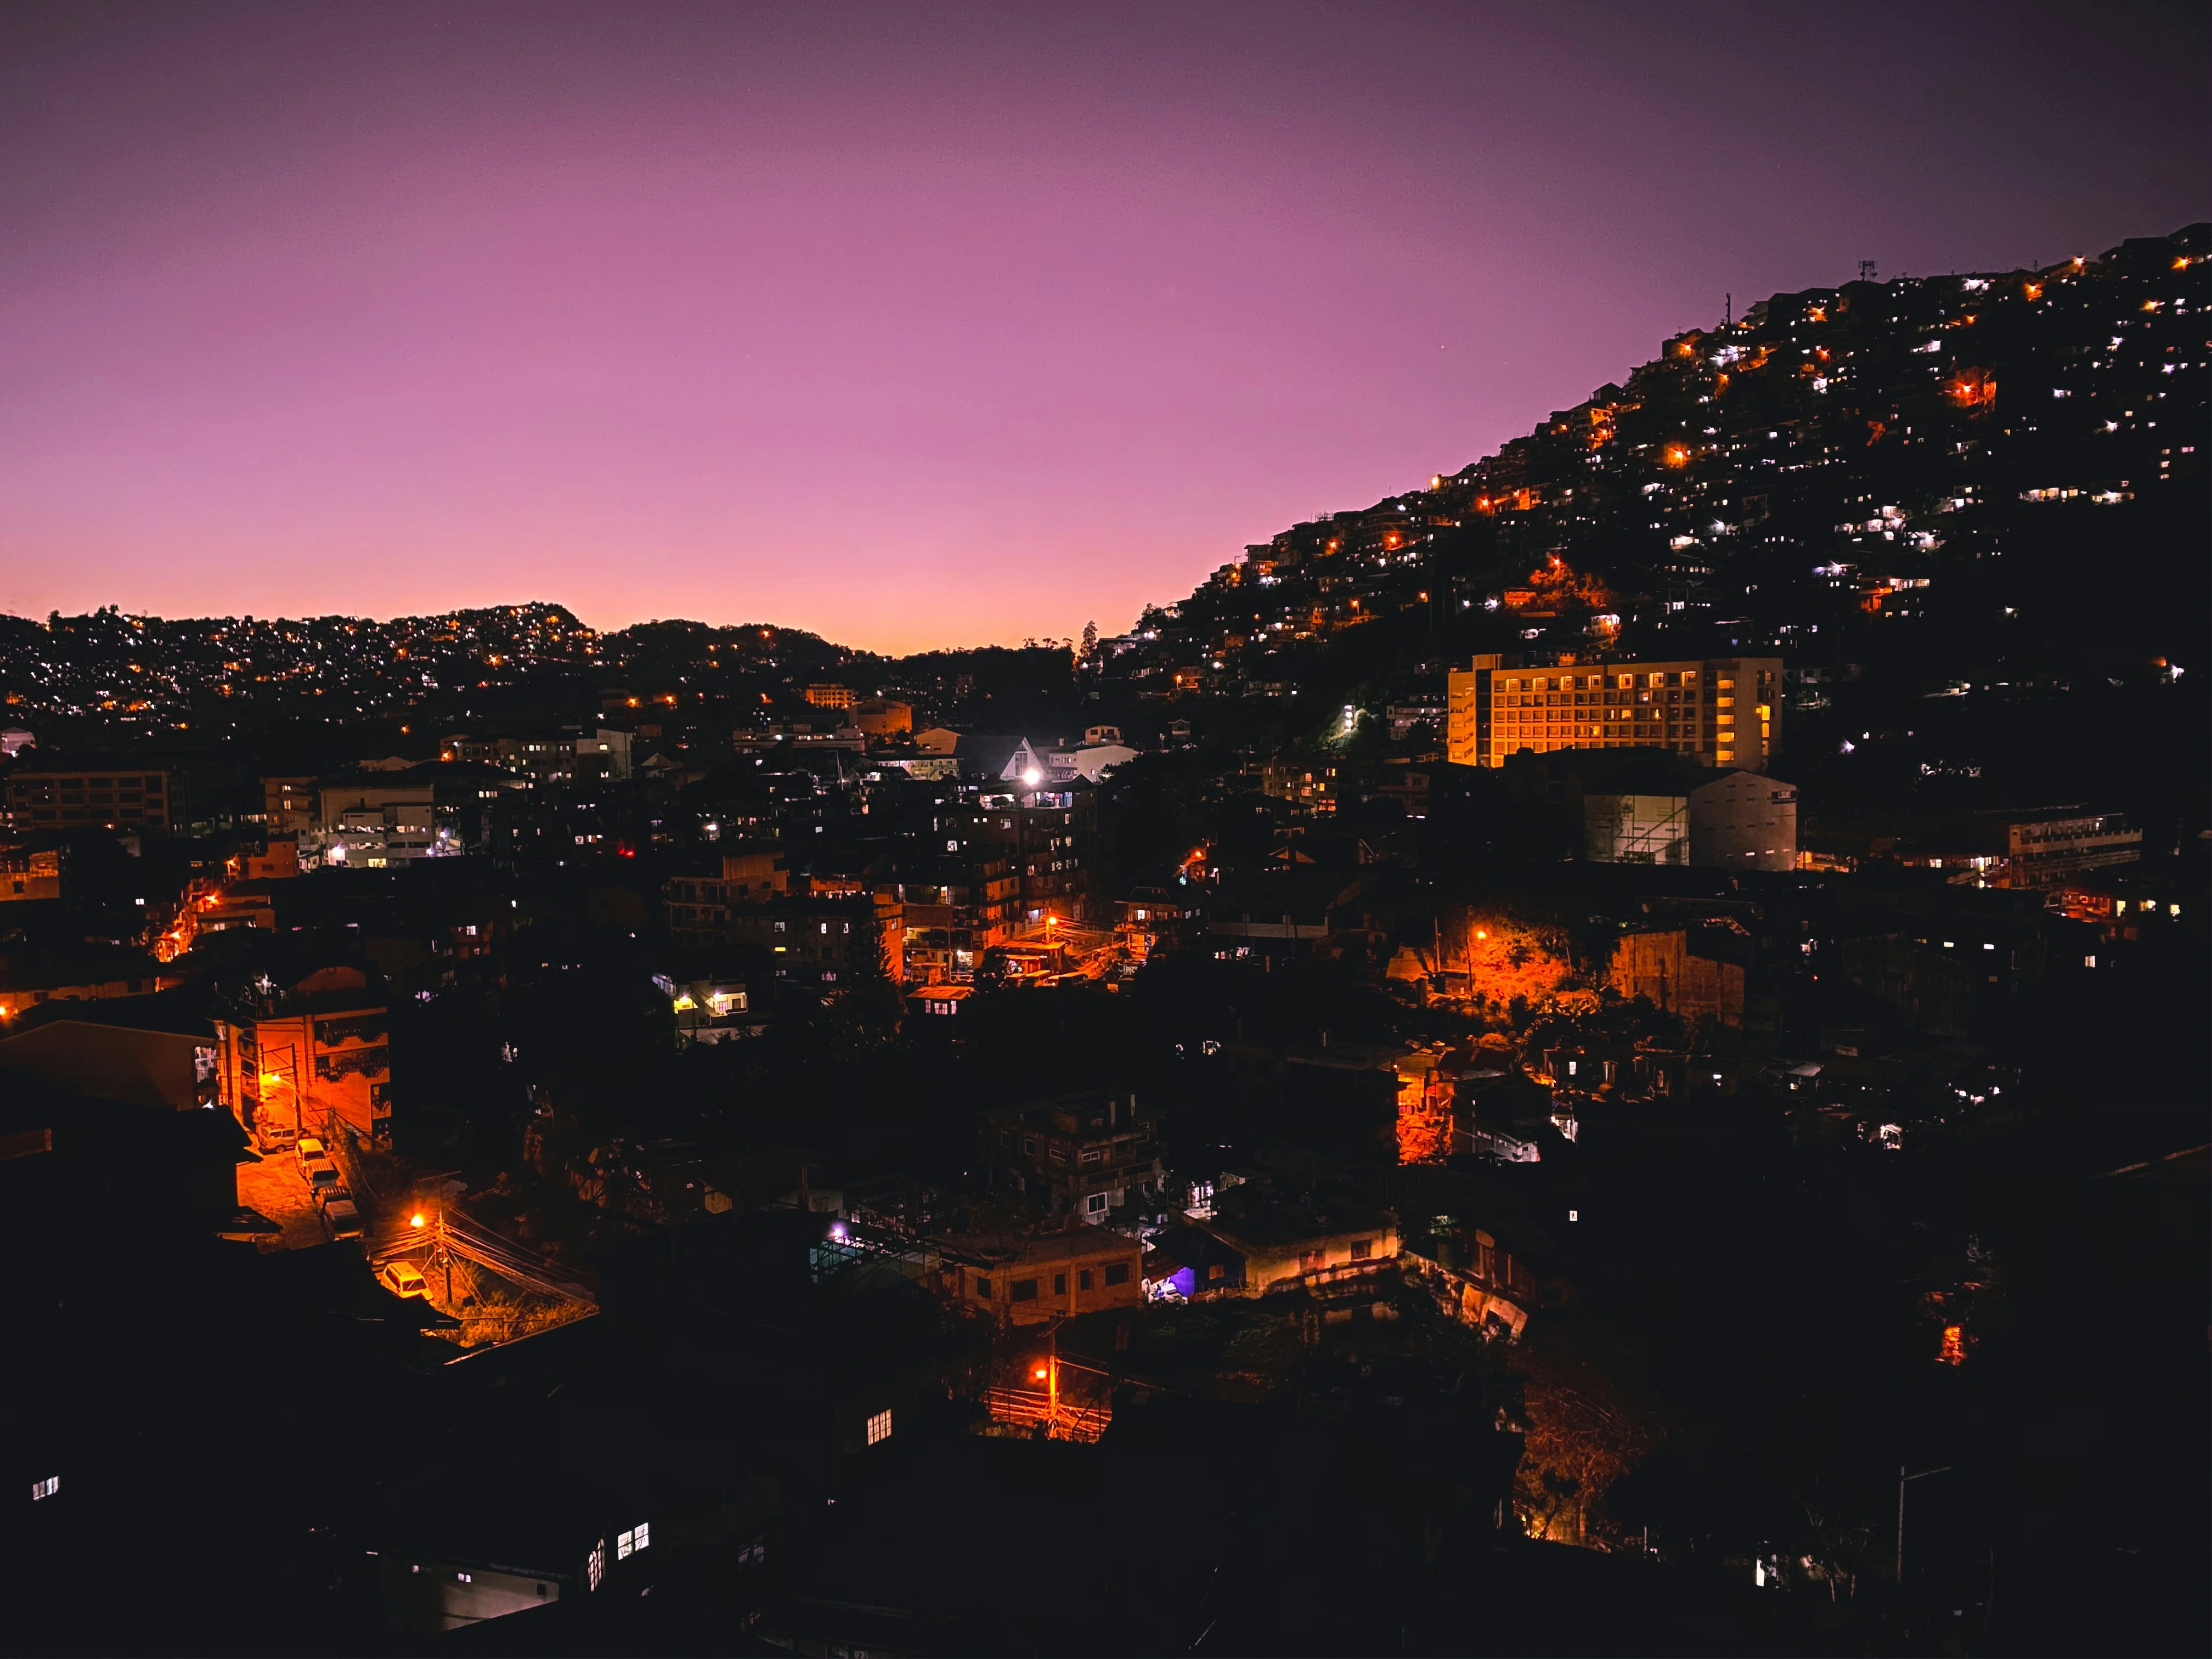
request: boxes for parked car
[321,1199,363,1243]
[377,1260,428,1299]
[303,1159,343,1196]
[253,1118,298,1156]
[295,1136,326,1170]
[313,1182,353,1212]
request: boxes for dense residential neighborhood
[1,228,2203,1654]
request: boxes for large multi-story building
[317,776,442,867]
[4,763,180,833]
[1007,788,1096,923]
[216,965,392,1148]
[898,858,1019,982]
[1583,769,1799,871]
[1447,653,1782,771]
[664,847,791,945]
[979,1090,1166,1220]
[262,776,317,836]
[723,892,905,988]
[2003,810,2141,888]
[440,727,633,782]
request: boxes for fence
[983,1386,1111,1443]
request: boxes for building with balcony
[215,965,392,1148]
[2003,809,2141,888]
[980,1089,1165,1220]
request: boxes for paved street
[236,1150,325,1251]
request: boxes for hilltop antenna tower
[1859,260,1878,283]
[1724,292,1731,327]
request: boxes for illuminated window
[588,1541,605,1590]
[866,1408,893,1446]
[617,1522,650,1559]
[456,1572,472,1583]
[31,1476,58,1500]
[1350,1239,1373,1260]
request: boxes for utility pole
[413,1199,454,1306]
[1897,1463,1955,1587]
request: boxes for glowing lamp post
[1032,1357,1058,1423]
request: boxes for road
[236,1149,325,1250]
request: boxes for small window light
[31,1475,59,1500]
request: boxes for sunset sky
[1,1,2202,653]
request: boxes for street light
[1897,1463,1955,1587]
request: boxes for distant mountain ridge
[2,224,2204,754]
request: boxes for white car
[377,1260,428,1299]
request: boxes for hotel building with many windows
[5,763,179,832]
[1447,654,1782,771]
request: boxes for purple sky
[1,2,2203,653]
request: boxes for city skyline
[2,0,2204,652]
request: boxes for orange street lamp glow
[1034,1366,1048,1380]
[410,1213,426,1228]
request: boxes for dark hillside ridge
[1,225,2202,802]
[1106,224,2208,697]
